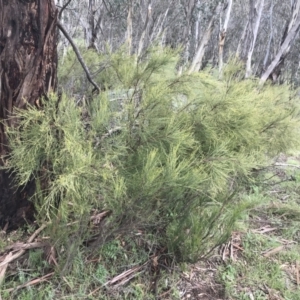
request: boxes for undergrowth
[1,47,300,298]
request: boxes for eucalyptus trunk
[260,0,300,84]
[0,0,58,228]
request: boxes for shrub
[5,47,300,263]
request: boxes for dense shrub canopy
[6,48,300,262]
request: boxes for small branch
[94,127,122,148]
[101,127,122,141]
[58,0,73,20]
[57,21,100,94]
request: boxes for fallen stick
[88,262,148,297]
[263,245,285,257]
[3,272,54,293]
[5,241,49,252]
[0,224,47,268]
[0,252,12,285]
[274,163,300,169]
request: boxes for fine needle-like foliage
[5,47,300,264]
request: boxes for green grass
[217,157,300,299]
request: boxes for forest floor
[1,154,300,300]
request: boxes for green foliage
[5,47,300,264]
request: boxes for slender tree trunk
[87,0,103,51]
[181,0,196,66]
[126,1,133,54]
[218,0,233,76]
[194,0,201,53]
[137,1,152,57]
[262,0,274,71]
[188,2,222,74]
[236,20,249,58]
[87,0,96,49]
[149,5,170,43]
[260,0,300,85]
[0,0,58,228]
[245,0,265,78]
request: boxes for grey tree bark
[218,0,233,76]
[260,0,300,84]
[188,2,222,74]
[245,0,265,78]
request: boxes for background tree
[55,0,300,86]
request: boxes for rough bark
[0,0,58,229]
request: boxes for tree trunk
[87,0,103,51]
[262,0,274,71]
[180,0,196,67]
[260,0,300,85]
[188,2,222,74]
[245,0,265,78]
[137,1,152,57]
[218,0,233,77]
[0,0,58,229]
[126,1,133,54]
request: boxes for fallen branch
[3,272,54,293]
[57,21,100,94]
[274,163,300,169]
[0,252,12,285]
[5,241,49,252]
[105,262,148,286]
[263,245,285,257]
[0,224,47,268]
[88,262,148,297]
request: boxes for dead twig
[3,272,54,293]
[105,262,148,286]
[57,21,100,94]
[232,243,244,251]
[251,227,278,234]
[88,262,148,297]
[263,245,285,257]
